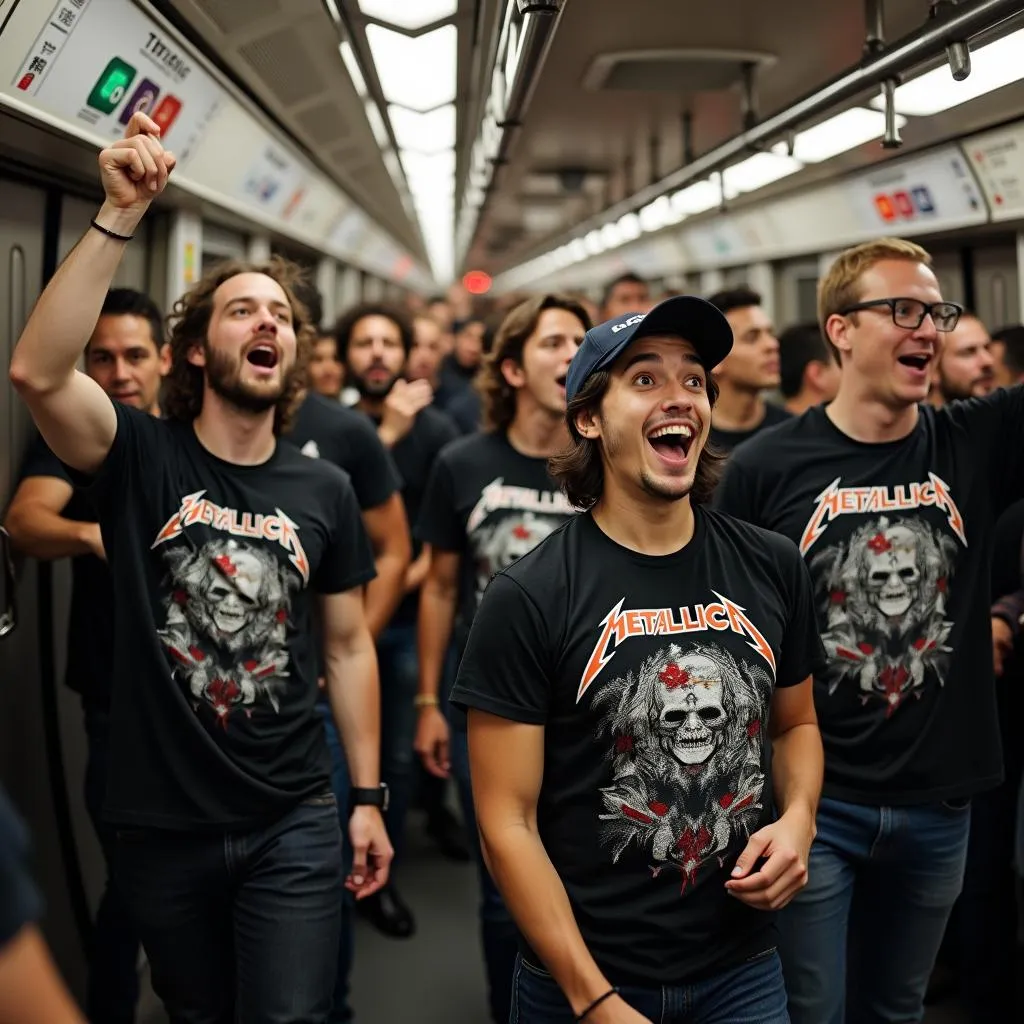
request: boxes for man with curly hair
[451,296,824,1024]
[8,112,392,1023]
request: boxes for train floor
[129,804,983,1024]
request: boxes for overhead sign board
[844,144,987,235]
[962,122,1024,222]
[8,0,222,167]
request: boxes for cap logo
[610,314,646,334]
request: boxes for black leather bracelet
[575,987,618,1022]
[90,218,134,242]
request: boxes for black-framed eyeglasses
[837,297,963,333]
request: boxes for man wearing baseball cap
[450,296,826,1023]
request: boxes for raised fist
[97,111,177,211]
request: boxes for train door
[971,241,1020,329]
[0,177,92,990]
[774,258,820,330]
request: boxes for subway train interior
[2,0,1024,1021]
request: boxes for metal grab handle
[0,526,16,638]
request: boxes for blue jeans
[510,948,788,1023]
[82,702,142,1024]
[319,705,356,1023]
[113,794,343,1024]
[450,722,519,1024]
[778,795,971,1024]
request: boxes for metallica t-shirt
[286,392,402,510]
[451,508,825,985]
[82,405,376,830]
[715,390,1024,805]
[18,434,114,707]
[416,430,577,658]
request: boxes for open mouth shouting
[647,421,696,468]
[245,341,281,375]
[556,373,567,395]
[896,350,932,383]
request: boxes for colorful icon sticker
[87,57,137,115]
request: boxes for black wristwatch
[350,783,389,812]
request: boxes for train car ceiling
[0,0,434,290]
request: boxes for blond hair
[817,238,932,361]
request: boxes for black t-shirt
[451,508,825,986]
[18,434,114,707]
[708,401,791,453]
[0,788,43,949]
[370,405,459,625]
[416,431,577,653]
[285,392,402,510]
[715,391,1024,805]
[82,406,376,830]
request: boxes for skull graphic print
[157,538,299,726]
[811,515,957,716]
[593,642,771,892]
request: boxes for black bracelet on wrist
[575,987,619,1022]
[90,218,134,242]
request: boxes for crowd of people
[3,112,1024,1024]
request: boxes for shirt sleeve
[415,453,465,552]
[712,447,764,524]
[342,413,403,510]
[17,433,73,485]
[312,471,378,594]
[947,385,1024,513]
[450,572,553,724]
[777,540,828,688]
[0,789,43,950]
[75,404,163,526]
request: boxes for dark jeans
[319,704,355,1024]
[114,794,343,1024]
[511,949,789,1023]
[778,795,970,1024]
[82,701,141,1024]
[450,721,519,1024]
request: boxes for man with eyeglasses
[715,238,1024,1024]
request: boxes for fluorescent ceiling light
[778,107,907,163]
[381,149,403,181]
[600,222,624,249]
[388,104,456,153]
[584,229,605,256]
[721,152,802,199]
[617,212,641,243]
[639,195,673,233]
[366,24,457,112]
[671,179,720,216]
[323,0,342,25]
[364,101,390,147]
[357,0,457,32]
[403,150,456,198]
[869,27,1024,116]
[338,41,367,98]
[569,239,588,261]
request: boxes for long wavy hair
[548,370,726,510]
[162,257,316,434]
[477,293,593,433]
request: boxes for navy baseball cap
[565,294,734,403]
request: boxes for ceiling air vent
[195,0,283,36]
[583,49,776,93]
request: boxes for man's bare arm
[469,711,648,1023]
[360,494,411,639]
[414,549,460,777]
[0,925,87,1024]
[4,477,103,561]
[8,112,175,475]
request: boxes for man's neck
[826,380,919,443]
[506,404,570,458]
[783,391,819,416]
[712,385,765,432]
[192,390,277,465]
[356,395,384,419]
[591,484,696,558]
